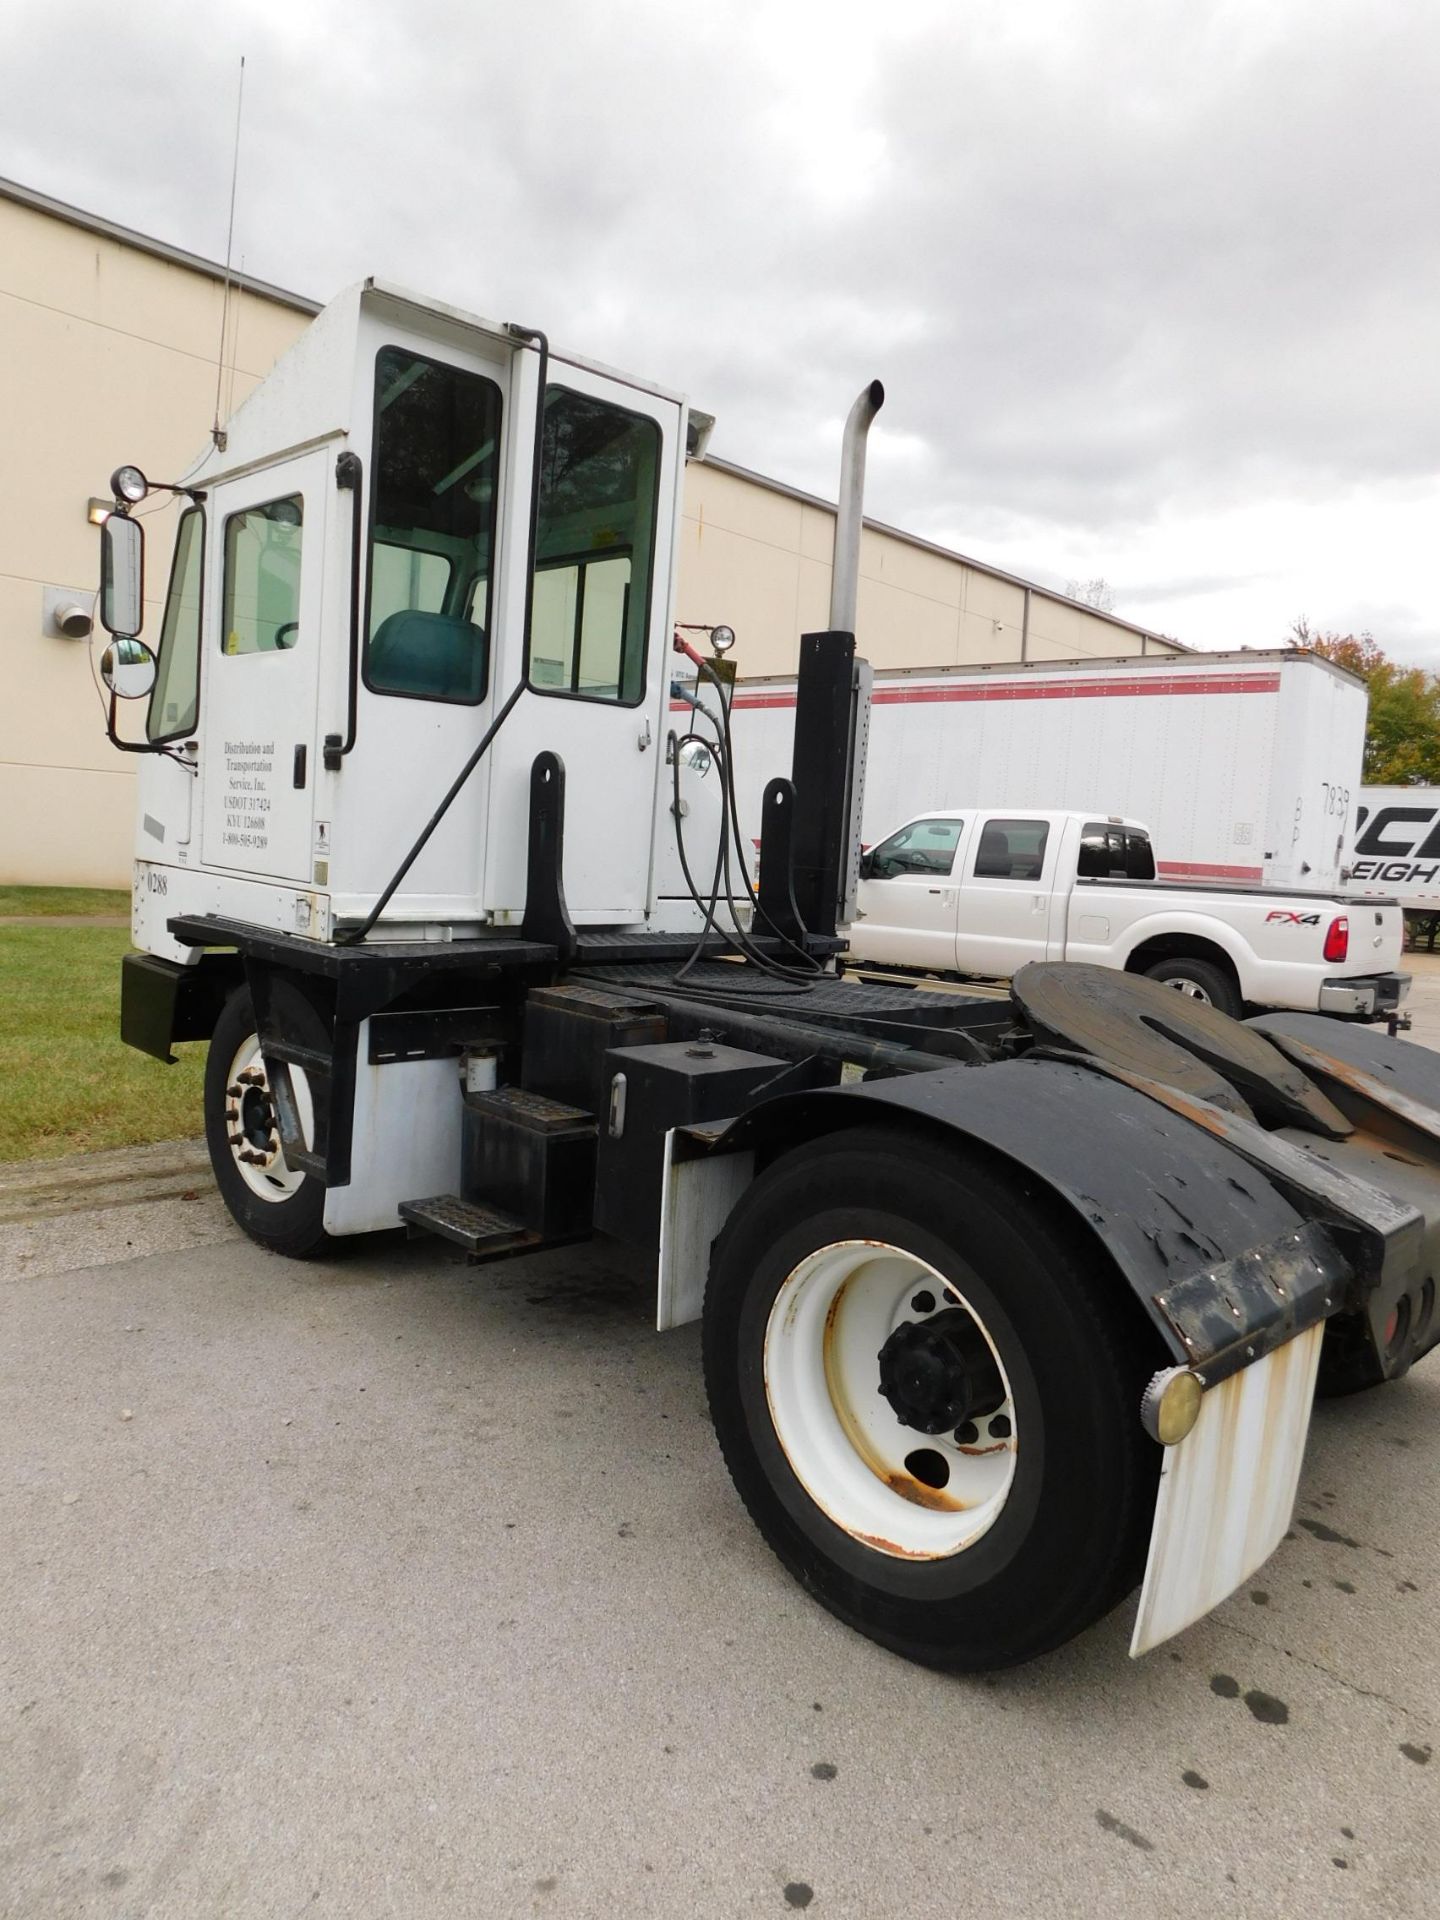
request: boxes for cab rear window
[1079,825,1156,880]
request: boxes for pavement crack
[1217,1614,1424,1720]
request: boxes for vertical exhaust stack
[779,382,883,943]
[830,380,885,633]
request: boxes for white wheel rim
[764,1240,1017,1560]
[222,1033,313,1203]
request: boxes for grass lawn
[0,926,204,1161]
[0,885,130,918]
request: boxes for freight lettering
[1351,860,1440,885]
[1353,806,1440,858]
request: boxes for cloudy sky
[7,0,1438,657]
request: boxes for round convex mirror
[100,635,158,700]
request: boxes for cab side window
[974,818,1050,881]
[868,818,963,879]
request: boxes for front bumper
[1318,971,1410,1019]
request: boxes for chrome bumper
[1319,971,1410,1018]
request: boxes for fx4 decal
[1265,910,1322,926]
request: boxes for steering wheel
[274,622,299,650]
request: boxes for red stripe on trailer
[1157,859,1266,881]
[686,672,1285,715]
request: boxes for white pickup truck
[848,808,1410,1021]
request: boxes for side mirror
[100,635,157,701]
[857,850,875,880]
[100,513,145,636]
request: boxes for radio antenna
[211,54,246,453]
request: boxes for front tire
[204,982,331,1258]
[703,1127,1160,1670]
[1143,955,1242,1020]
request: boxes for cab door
[951,815,1057,977]
[199,450,326,884]
[484,362,682,923]
[850,816,964,968]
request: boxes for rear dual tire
[703,1127,1160,1670]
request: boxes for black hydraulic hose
[670,723,814,998]
[712,667,819,976]
[693,660,817,985]
[670,722,793,993]
[591,980,949,1077]
[336,680,525,944]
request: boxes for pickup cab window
[974,819,1049,881]
[1079,824,1156,880]
[868,818,962,879]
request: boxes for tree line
[1291,621,1440,785]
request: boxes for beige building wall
[0,186,313,886]
[1,180,1180,889]
[675,459,1180,678]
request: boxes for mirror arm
[112,483,206,508]
[103,691,167,755]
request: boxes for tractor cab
[98,280,689,958]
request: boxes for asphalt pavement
[3,968,1439,1918]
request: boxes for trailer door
[198,450,326,885]
[953,816,1056,976]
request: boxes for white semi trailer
[1347,787,1440,913]
[714,648,1366,892]
[94,279,1440,1672]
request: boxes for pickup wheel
[1143,956,1242,1020]
[702,1127,1159,1670]
[203,983,331,1258]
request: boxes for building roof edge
[0,173,321,316]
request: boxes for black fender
[719,1055,1351,1379]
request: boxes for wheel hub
[238,1082,278,1151]
[877,1308,1006,1434]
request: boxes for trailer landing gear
[703,1125,1158,1670]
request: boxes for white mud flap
[1130,1321,1325,1656]
[656,1133,754,1331]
